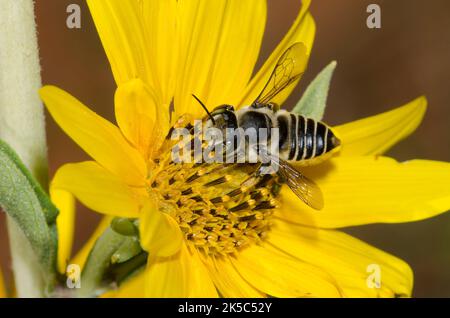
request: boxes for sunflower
[39,0,450,297]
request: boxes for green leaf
[0,139,58,290]
[293,61,337,120]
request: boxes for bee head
[191,94,237,131]
[205,105,238,131]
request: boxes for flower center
[149,150,281,255]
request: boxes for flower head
[40,0,450,297]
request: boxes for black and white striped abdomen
[276,111,340,162]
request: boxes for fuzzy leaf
[0,139,58,287]
[293,61,337,120]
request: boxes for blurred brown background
[1,0,449,297]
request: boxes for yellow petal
[40,86,147,186]
[101,272,146,298]
[335,97,427,156]
[115,79,170,160]
[174,0,267,119]
[276,156,450,228]
[238,0,315,107]
[0,267,6,298]
[140,0,178,106]
[145,244,218,297]
[269,220,413,297]
[86,0,152,87]
[231,245,341,297]
[50,187,75,274]
[204,256,265,297]
[52,161,144,218]
[71,216,113,269]
[139,199,182,258]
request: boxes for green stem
[0,0,48,297]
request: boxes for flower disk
[149,148,280,255]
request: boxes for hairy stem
[0,0,48,297]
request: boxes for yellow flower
[40,0,450,297]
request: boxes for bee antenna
[192,94,216,125]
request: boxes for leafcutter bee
[193,43,341,210]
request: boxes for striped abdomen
[277,112,340,162]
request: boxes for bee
[192,42,341,210]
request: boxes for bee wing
[276,158,324,210]
[253,42,308,106]
[256,146,324,210]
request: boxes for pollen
[148,151,281,255]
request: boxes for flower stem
[0,0,48,297]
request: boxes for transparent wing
[253,42,307,106]
[276,158,324,210]
[256,145,324,210]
